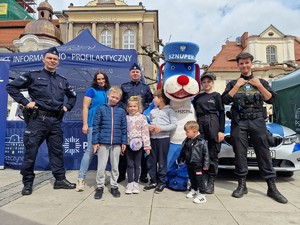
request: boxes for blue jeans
[78,127,94,179]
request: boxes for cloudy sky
[37,0,300,66]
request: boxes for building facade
[55,0,159,82]
[206,25,300,94]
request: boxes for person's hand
[148,125,155,132]
[248,77,262,88]
[93,144,99,153]
[121,144,126,155]
[203,167,209,171]
[145,149,151,155]
[218,132,225,143]
[26,101,36,109]
[63,106,68,112]
[154,126,161,133]
[235,78,247,87]
[82,125,88,134]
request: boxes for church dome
[20,0,63,44]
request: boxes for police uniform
[118,63,154,183]
[222,74,276,180]
[6,47,77,194]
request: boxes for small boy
[144,89,177,193]
[179,121,210,204]
[92,86,127,200]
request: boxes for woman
[76,71,111,191]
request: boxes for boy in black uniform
[6,47,77,195]
[221,52,287,204]
[179,121,210,204]
[192,73,225,194]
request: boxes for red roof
[208,41,242,71]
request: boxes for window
[100,30,112,47]
[123,29,135,49]
[266,46,277,64]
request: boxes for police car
[219,106,300,177]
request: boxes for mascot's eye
[187,66,192,70]
[171,66,175,70]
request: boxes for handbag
[166,163,189,191]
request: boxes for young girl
[192,73,225,194]
[125,96,151,194]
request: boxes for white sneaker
[186,189,196,199]
[75,179,85,192]
[132,182,140,194]
[125,182,134,194]
[193,194,207,204]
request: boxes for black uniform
[221,74,276,179]
[118,80,153,181]
[6,69,77,186]
[193,92,225,177]
[179,135,210,193]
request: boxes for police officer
[222,52,287,204]
[6,47,77,195]
[118,63,153,183]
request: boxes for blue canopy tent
[1,29,137,120]
[1,29,138,170]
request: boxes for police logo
[243,83,253,92]
[63,136,82,156]
[180,45,186,52]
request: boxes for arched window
[123,29,135,49]
[266,46,277,64]
[100,30,112,47]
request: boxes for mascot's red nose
[177,75,189,86]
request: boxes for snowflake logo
[63,136,82,156]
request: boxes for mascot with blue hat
[157,42,201,191]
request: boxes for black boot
[206,175,215,194]
[266,178,288,204]
[232,176,248,198]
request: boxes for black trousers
[119,147,148,180]
[231,117,276,179]
[21,116,66,185]
[126,146,143,183]
[197,114,221,176]
[147,138,170,184]
[187,164,206,194]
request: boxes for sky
[36,0,300,66]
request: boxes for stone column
[114,22,120,49]
[68,22,73,41]
[92,22,97,38]
[138,21,143,63]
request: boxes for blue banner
[0,60,9,169]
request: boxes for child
[144,89,177,193]
[125,96,151,194]
[192,73,225,194]
[179,121,210,204]
[92,86,127,200]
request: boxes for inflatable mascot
[158,42,201,190]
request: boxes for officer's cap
[130,63,141,71]
[201,73,215,81]
[43,47,59,57]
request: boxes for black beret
[43,47,59,56]
[130,63,141,71]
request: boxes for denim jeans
[78,127,94,179]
